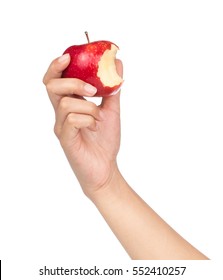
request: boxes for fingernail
[84,83,97,95]
[58,53,70,63]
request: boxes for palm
[64,95,121,191]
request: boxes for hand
[42,54,208,261]
[43,54,123,197]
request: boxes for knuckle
[86,115,95,128]
[73,78,84,90]
[66,113,76,125]
[68,79,84,96]
[53,124,61,138]
[42,75,47,85]
[59,97,70,111]
[45,79,54,94]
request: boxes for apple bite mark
[97,44,123,88]
[62,32,123,97]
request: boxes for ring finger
[54,96,101,136]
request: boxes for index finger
[42,54,70,85]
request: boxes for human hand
[43,54,123,198]
[42,54,209,261]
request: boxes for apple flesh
[62,40,123,97]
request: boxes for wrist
[85,164,126,204]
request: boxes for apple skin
[62,41,123,97]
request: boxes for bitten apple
[62,32,123,97]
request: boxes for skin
[43,53,208,260]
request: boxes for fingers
[43,55,123,146]
[43,54,70,85]
[46,78,97,97]
[46,78,97,109]
[43,54,97,110]
[54,97,101,137]
[59,113,97,146]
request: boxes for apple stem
[85,31,90,43]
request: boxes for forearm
[88,167,208,260]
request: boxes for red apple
[62,32,123,97]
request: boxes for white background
[0,0,222,279]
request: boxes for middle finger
[46,78,97,109]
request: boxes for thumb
[115,59,124,79]
[101,59,123,111]
[43,53,71,85]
